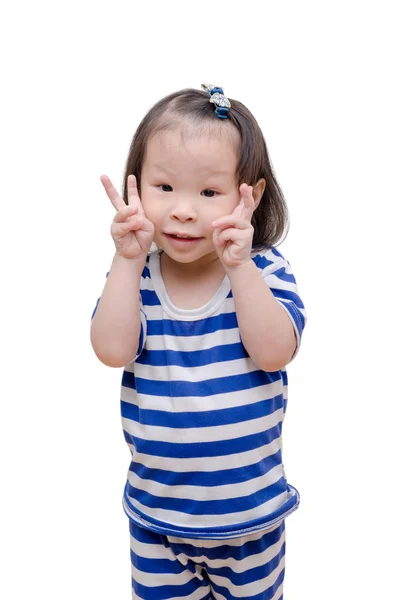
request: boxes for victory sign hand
[101,174,154,260]
[211,184,256,269]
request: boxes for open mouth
[168,234,201,240]
[165,233,203,245]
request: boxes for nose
[170,196,197,222]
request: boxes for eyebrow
[151,164,230,176]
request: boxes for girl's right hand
[100,174,155,260]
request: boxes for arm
[90,252,147,368]
[227,260,296,372]
[90,174,154,368]
[212,183,305,371]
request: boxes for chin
[166,252,202,263]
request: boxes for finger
[113,204,139,224]
[236,184,255,221]
[112,216,144,236]
[127,174,144,214]
[138,216,155,234]
[114,213,154,236]
[212,215,253,230]
[215,227,252,246]
[119,216,144,232]
[100,174,125,211]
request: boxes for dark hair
[122,88,289,248]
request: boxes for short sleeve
[133,303,147,362]
[91,271,147,364]
[255,249,307,360]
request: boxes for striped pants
[129,520,285,599]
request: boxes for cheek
[140,193,159,221]
[141,201,153,218]
[212,195,240,218]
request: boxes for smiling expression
[140,124,242,273]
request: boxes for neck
[160,251,224,280]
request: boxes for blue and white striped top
[93,246,306,540]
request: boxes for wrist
[224,259,254,280]
[110,252,147,282]
[113,251,147,267]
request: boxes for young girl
[91,84,306,600]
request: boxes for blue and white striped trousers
[129,520,286,599]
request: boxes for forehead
[144,122,240,175]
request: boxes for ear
[252,179,266,209]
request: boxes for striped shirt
[93,246,306,540]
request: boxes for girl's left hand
[212,184,255,270]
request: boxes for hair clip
[201,84,231,119]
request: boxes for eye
[201,189,217,198]
[159,184,173,192]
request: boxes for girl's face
[140,126,241,272]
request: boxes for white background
[1,1,396,598]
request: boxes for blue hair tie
[201,84,231,119]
